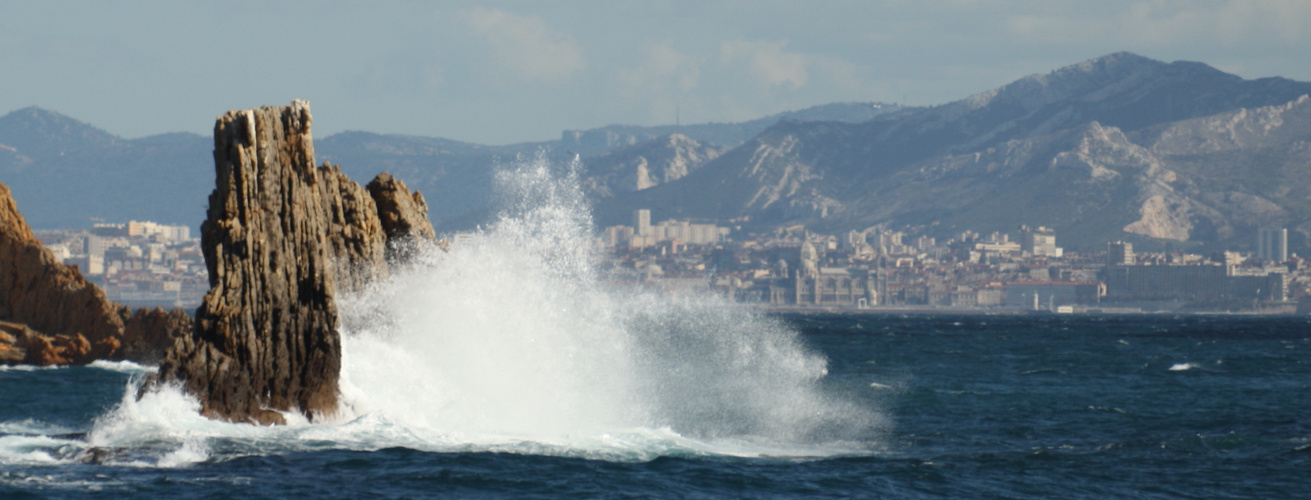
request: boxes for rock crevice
[155,100,434,425]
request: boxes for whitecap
[0,418,74,436]
[87,360,158,374]
[0,364,64,372]
[0,434,83,466]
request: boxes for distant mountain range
[0,98,893,230]
[0,108,211,230]
[3,52,1309,254]
[596,52,1311,253]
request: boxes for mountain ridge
[3,52,1310,253]
[593,53,1311,252]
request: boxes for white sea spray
[74,153,883,465]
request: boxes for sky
[3,0,1310,146]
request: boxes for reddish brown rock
[0,182,189,365]
[120,308,194,364]
[0,321,94,365]
[152,100,439,425]
[155,100,343,425]
[0,322,24,364]
[367,172,436,242]
[319,164,389,292]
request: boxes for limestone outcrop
[0,181,190,365]
[154,100,435,425]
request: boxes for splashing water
[77,153,883,465]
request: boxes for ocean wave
[87,360,158,375]
[70,379,878,468]
[0,434,82,466]
[0,419,74,436]
[40,154,884,469]
[0,364,65,372]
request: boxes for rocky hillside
[0,108,211,229]
[0,102,894,231]
[598,53,1311,252]
[558,102,900,156]
[580,134,726,199]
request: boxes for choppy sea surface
[3,314,1309,498]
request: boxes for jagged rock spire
[154,100,435,425]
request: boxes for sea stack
[155,100,434,425]
[0,181,191,365]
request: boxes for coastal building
[752,239,886,307]
[604,225,635,247]
[1020,226,1062,257]
[974,240,1021,254]
[1257,227,1288,263]
[1104,264,1287,301]
[1005,281,1103,307]
[790,267,881,306]
[634,209,651,237]
[94,220,191,242]
[1107,241,1134,267]
[607,219,1305,313]
[64,254,105,275]
[602,210,730,248]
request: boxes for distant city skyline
[4,1,1311,145]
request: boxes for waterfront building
[1104,264,1286,301]
[603,212,730,248]
[1107,241,1134,267]
[633,209,651,237]
[1257,227,1288,263]
[1005,281,1103,307]
[1020,226,1061,257]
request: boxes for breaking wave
[10,154,883,468]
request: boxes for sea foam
[81,153,883,465]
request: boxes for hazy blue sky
[3,1,1309,145]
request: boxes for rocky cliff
[154,101,433,425]
[317,164,388,292]
[0,181,190,365]
[154,101,345,425]
[581,134,726,199]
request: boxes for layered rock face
[581,134,726,198]
[0,181,190,365]
[367,172,436,261]
[368,172,435,241]
[318,164,389,292]
[155,101,433,425]
[156,101,342,425]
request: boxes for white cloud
[467,8,585,83]
[719,39,809,88]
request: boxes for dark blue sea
[3,313,1309,499]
